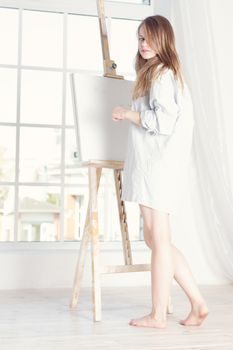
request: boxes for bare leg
[129,205,174,328]
[172,245,209,325]
[144,224,209,326]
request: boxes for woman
[112,15,209,329]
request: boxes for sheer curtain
[168,0,233,280]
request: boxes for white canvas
[70,73,133,162]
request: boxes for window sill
[0,240,147,252]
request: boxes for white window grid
[0,2,152,243]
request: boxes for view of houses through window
[0,6,143,242]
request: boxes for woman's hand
[112,106,129,121]
[112,106,141,127]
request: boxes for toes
[129,319,135,326]
[132,320,139,326]
[179,318,201,326]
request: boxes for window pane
[63,167,141,241]
[20,70,62,124]
[64,128,88,184]
[0,68,17,123]
[0,126,16,182]
[0,8,18,64]
[66,74,75,126]
[0,186,14,241]
[124,201,141,240]
[64,188,86,241]
[110,19,139,75]
[67,15,102,71]
[65,129,76,165]
[100,169,137,241]
[64,138,142,240]
[98,169,141,241]
[19,127,61,183]
[22,10,63,67]
[18,186,61,241]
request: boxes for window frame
[0,1,151,247]
[0,0,153,20]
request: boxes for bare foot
[179,301,209,326]
[129,313,167,329]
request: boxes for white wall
[0,231,228,291]
[0,248,226,290]
[0,242,152,289]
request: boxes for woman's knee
[140,205,171,248]
[149,222,172,249]
[143,226,153,249]
[145,237,152,249]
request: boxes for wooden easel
[69,0,173,321]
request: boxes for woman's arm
[112,70,179,135]
[140,70,179,135]
[112,106,142,127]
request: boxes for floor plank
[0,285,232,350]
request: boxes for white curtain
[167,0,233,280]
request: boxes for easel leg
[70,200,91,309]
[114,169,132,265]
[89,167,102,321]
[70,167,102,310]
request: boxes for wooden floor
[0,284,233,350]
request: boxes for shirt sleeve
[140,70,179,135]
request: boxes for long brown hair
[132,15,184,100]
